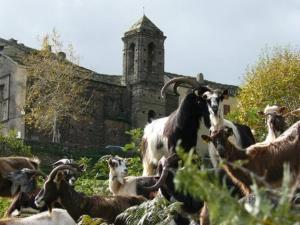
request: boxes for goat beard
[47,203,54,214]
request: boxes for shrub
[0,130,31,156]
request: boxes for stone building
[0,15,238,149]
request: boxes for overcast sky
[1,0,299,85]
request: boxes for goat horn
[143,153,179,191]
[143,165,169,191]
[100,155,113,160]
[161,77,200,98]
[48,165,78,180]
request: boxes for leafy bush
[228,46,300,141]
[0,129,31,156]
[0,198,11,218]
[123,128,143,153]
[116,197,182,225]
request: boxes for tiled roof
[126,15,163,33]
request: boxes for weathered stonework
[0,16,238,149]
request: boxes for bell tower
[122,15,166,127]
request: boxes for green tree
[24,30,92,143]
[229,46,300,140]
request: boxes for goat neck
[222,139,248,162]
[57,181,91,221]
[109,171,124,194]
[164,93,209,152]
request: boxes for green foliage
[0,198,11,218]
[175,151,300,225]
[116,197,182,225]
[123,128,143,152]
[78,215,109,225]
[229,46,300,140]
[75,157,110,196]
[0,129,31,156]
[75,178,110,196]
[126,156,143,176]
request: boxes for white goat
[108,156,158,199]
[0,209,76,225]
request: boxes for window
[0,84,6,121]
[128,43,135,75]
[223,104,230,115]
[147,43,155,73]
[147,110,156,123]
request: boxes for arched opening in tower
[128,43,135,75]
[147,42,155,73]
[147,110,156,123]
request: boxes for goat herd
[0,77,299,225]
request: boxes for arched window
[147,43,155,73]
[128,43,135,75]
[147,110,156,123]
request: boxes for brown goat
[0,157,40,197]
[202,121,300,195]
[35,165,146,223]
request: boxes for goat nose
[211,105,218,113]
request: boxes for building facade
[0,16,238,149]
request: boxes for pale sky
[1,0,300,85]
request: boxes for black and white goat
[201,88,255,167]
[35,165,146,223]
[143,77,216,217]
[141,77,211,176]
[108,156,158,199]
[0,209,76,225]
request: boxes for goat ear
[201,135,211,143]
[194,89,200,96]
[53,171,64,184]
[222,89,229,99]
[278,106,288,115]
[108,159,116,168]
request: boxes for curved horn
[161,77,200,98]
[48,165,78,180]
[143,166,169,191]
[100,154,113,161]
[143,153,179,191]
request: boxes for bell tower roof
[126,15,163,35]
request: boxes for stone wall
[0,54,26,139]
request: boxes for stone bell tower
[122,15,167,128]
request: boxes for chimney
[196,73,204,83]
[57,51,66,61]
